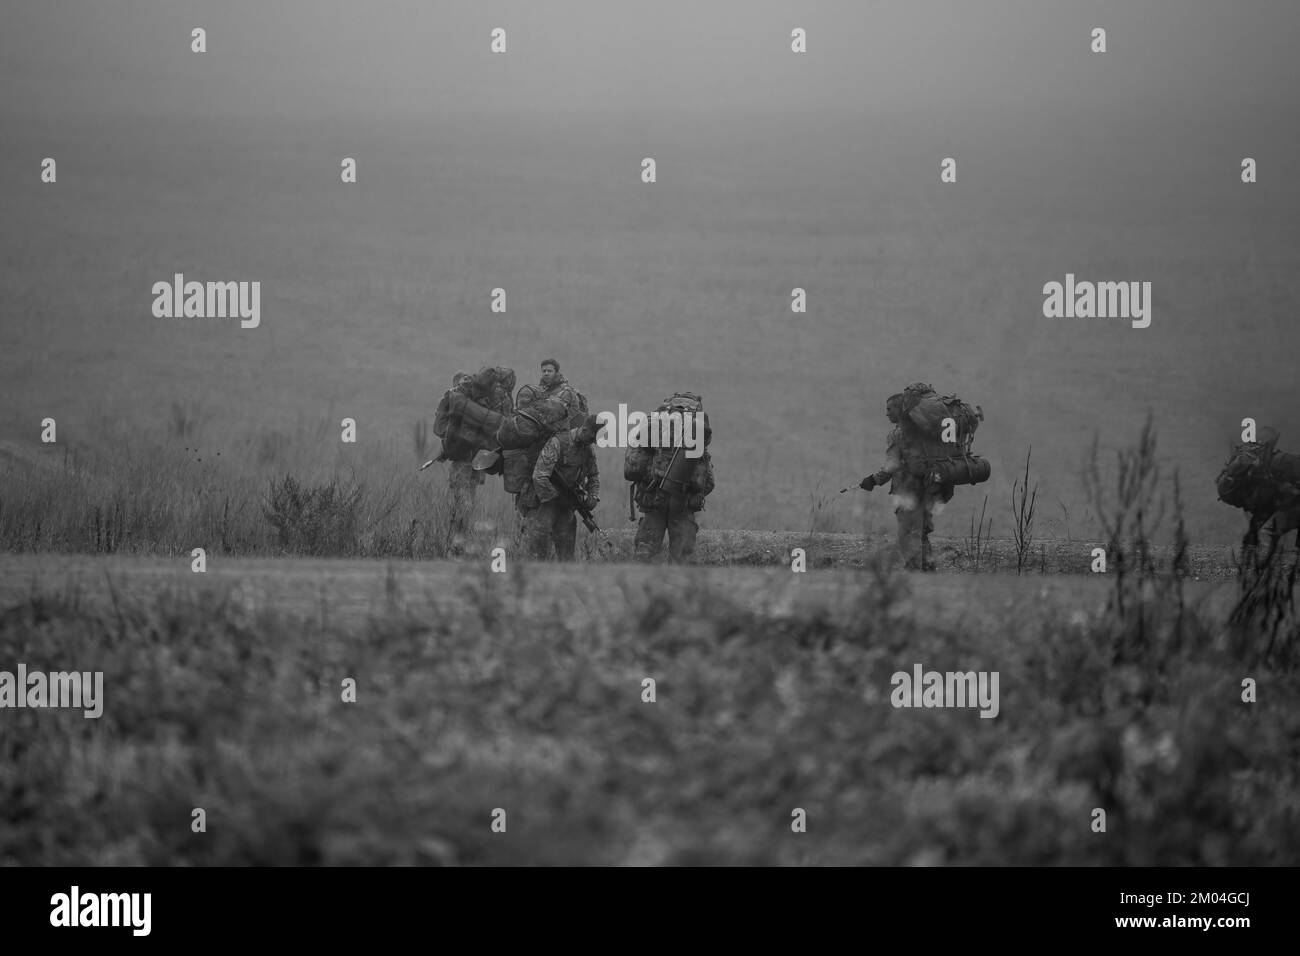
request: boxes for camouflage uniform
[514,361,586,538]
[434,371,484,543]
[447,459,485,538]
[519,374,582,426]
[627,446,715,563]
[1217,427,1300,550]
[526,416,601,560]
[865,395,954,571]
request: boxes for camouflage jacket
[533,427,600,504]
[870,427,905,489]
[625,446,715,510]
[872,426,955,500]
[520,374,579,414]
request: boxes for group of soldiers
[437,359,716,563]
[436,365,1300,568]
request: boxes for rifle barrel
[551,469,600,533]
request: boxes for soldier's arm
[861,431,901,487]
[685,454,714,510]
[692,453,715,498]
[875,430,903,481]
[532,437,561,502]
[432,392,452,437]
[586,456,600,502]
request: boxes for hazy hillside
[3,106,1298,539]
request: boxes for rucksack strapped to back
[901,382,982,451]
[433,366,517,461]
[1216,430,1297,511]
[895,383,988,486]
[496,399,571,449]
[906,454,992,487]
[626,392,713,514]
[656,392,712,448]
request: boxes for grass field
[3,108,1299,540]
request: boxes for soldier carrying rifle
[625,392,715,564]
[525,413,603,560]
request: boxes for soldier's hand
[586,496,599,508]
[859,475,877,491]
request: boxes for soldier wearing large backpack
[1216,425,1300,552]
[508,359,590,538]
[432,369,513,547]
[524,413,602,560]
[861,384,989,571]
[625,392,715,563]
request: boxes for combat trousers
[525,497,578,561]
[635,495,699,563]
[448,460,484,541]
[894,489,935,572]
[895,484,948,570]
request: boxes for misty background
[2,0,1298,540]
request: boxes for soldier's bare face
[540,366,557,386]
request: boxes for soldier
[519,358,584,426]
[1217,425,1300,552]
[861,392,955,571]
[432,367,516,550]
[626,393,715,563]
[433,370,485,546]
[525,413,602,560]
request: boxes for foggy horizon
[3,1,1298,122]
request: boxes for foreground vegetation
[2,534,1297,865]
[3,415,1297,864]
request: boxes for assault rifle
[550,469,600,533]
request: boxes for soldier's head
[540,359,559,386]
[451,369,472,392]
[574,413,602,446]
[886,393,905,424]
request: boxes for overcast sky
[2,0,1297,120]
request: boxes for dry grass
[0,417,517,560]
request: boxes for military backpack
[897,383,989,487]
[901,383,982,450]
[1216,430,1300,512]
